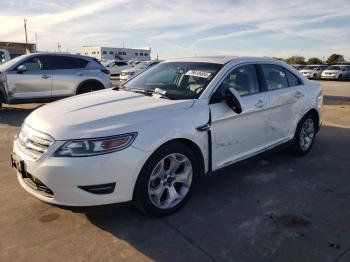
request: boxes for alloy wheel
[148,153,193,209]
[299,118,315,151]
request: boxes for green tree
[286,56,306,65]
[307,57,322,65]
[326,54,345,65]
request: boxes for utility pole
[35,33,38,51]
[24,18,28,43]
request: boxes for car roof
[27,52,94,60]
[165,56,283,65]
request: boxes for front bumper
[12,142,149,206]
[321,75,338,79]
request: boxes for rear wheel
[133,142,198,216]
[77,82,104,94]
[338,75,343,81]
[291,113,316,155]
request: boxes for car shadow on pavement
[0,105,42,127]
[81,125,350,262]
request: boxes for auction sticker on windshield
[185,70,211,78]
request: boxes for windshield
[327,66,342,70]
[137,61,150,70]
[122,62,223,100]
[0,54,30,71]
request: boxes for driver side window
[217,64,260,97]
[17,56,50,71]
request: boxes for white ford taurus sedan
[11,56,322,216]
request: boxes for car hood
[25,89,195,140]
[300,70,315,73]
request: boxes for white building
[82,46,151,61]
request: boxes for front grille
[23,172,54,197]
[15,125,54,161]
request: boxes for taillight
[100,69,110,75]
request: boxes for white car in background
[300,65,329,80]
[120,60,162,82]
[104,60,133,79]
[321,65,350,81]
[11,56,322,216]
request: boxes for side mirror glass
[224,88,242,114]
[17,65,27,73]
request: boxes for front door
[6,55,52,99]
[209,64,270,170]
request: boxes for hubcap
[299,118,314,151]
[148,153,193,209]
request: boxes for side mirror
[17,65,27,74]
[224,88,242,114]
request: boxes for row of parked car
[101,59,162,81]
[292,64,350,81]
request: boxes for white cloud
[0,0,349,58]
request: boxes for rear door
[50,56,89,97]
[209,64,270,170]
[6,55,52,99]
[259,64,305,144]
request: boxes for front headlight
[54,132,137,157]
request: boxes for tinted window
[0,51,5,63]
[285,70,300,87]
[103,51,107,54]
[18,56,51,71]
[218,64,260,96]
[50,56,88,70]
[261,64,288,90]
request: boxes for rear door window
[285,70,300,87]
[261,64,289,90]
[50,56,89,70]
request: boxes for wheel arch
[76,79,105,94]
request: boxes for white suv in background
[0,53,112,109]
[12,56,322,216]
[321,65,350,80]
[300,65,329,80]
[103,60,133,79]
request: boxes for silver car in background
[120,60,162,82]
[300,65,329,80]
[321,65,350,81]
[0,53,112,109]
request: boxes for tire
[338,75,343,81]
[291,113,317,156]
[133,142,199,216]
[77,86,98,94]
[313,74,317,80]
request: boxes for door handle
[295,91,304,99]
[255,99,267,108]
[41,74,50,79]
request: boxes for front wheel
[133,142,199,216]
[291,114,316,155]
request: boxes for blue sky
[1,0,349,60]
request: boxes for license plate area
[11,153,27,178]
